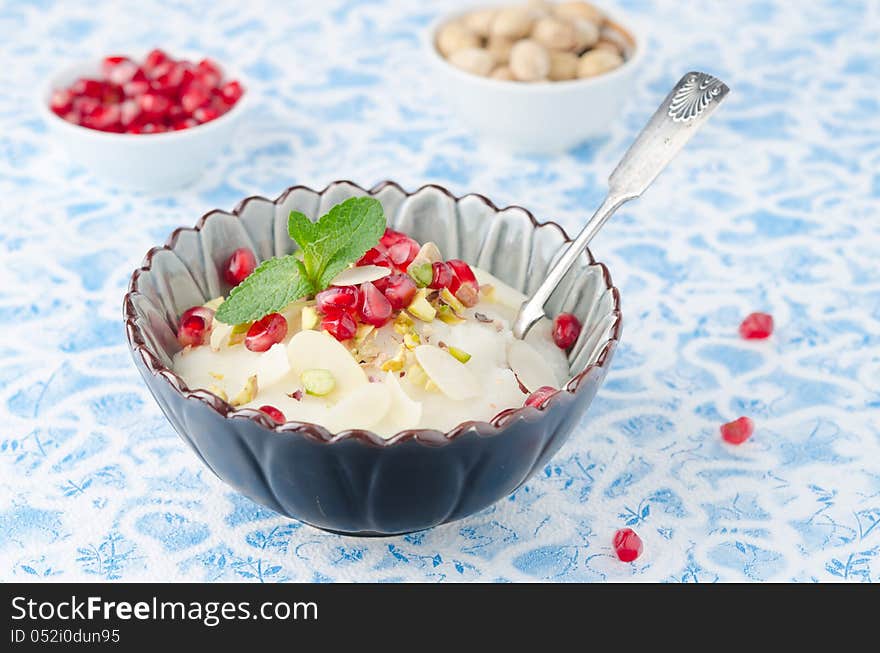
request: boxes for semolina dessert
[172,198,583,436]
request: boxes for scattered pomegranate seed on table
[552,312,582,349]
[258,405,286,424]
[612,528,644,562]
[524,386,558,408]
[739,312,774,339]
[244,313,288,352]
[223,248,256,286]
[49,48,244,133]
[720,416,755,445]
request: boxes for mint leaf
[215,256,314,324]
[288,196,385,290]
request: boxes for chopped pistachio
[203,296,225,311]
[301,369,336,396]
[407,261,433,288]
[436,304,465,325]
[301,306,319,331]
[406,363,429,387]
[230,375,258,406]
[481,284,496,302]
[355,323,375,344]
[209,372,224,381]
[403,332,421,350]
[439,287,466,314]
[229,321,252,346]
[380,345,407,372]
[393,312,415,334]
[447,345,472,364]
[407,289,436,322]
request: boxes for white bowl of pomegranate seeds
[39,48,249,191]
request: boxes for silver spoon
[512,71,731,340]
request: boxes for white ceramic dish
[37,51,251,192]
[424,6,644,154]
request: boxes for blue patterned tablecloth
[1,0,878,582]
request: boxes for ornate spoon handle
[512,71,731,340]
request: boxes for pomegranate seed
[119,99,141,127]
[524,386,557,409]
[177,305,214,347]
[245,313,288,352]
[322,311,357,341]
[102,55,138,85]
[447,259,476,286]
[82,104,121,131]
[259,405,285,424]
[380,228,410,249]
[155,61,194,95]
[218,80,243,105]
[381,273,417,310]
[192,105,219,123]
[123,76,150,97]
[316,286,359,314]
[143,49,170,74]
[71,78,104,98]
[357,247,392,268]
[613,528,643,562]
[387,239,420,269]
[128,122,166,134]
[552,313,582,350]
[223,248,256,286]
[181,82,211,113]
[172,117,199,130]
[197,58,223,88]
[49,89,73,116]
[739,312,774,339]
[720,416,754,445]
[429,261,454,289]
[358,282,393,326]
[447,259,479,306]
[139,92,171,118]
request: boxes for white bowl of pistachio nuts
[426,1,643,153]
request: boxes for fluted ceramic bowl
[125,181,621,535]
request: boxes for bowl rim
[124,180,622,448]
[36,48,251,142]
[423,3,646,91]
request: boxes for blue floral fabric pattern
[1,0,878,582]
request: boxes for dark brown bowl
[124,181,621,535]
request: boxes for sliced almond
[286,330,367,397]
[472,268,526,310]
[506,339,561,392]
[381,371,423,435]
[254,343,290,388]
[330,265,391,287]
[414,345,480,400]
[209,321,234,351]
[230,375,258,406]
[324,382,391,433]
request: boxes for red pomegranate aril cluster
[720,416,754,445]
[552,313,582,350]
[380,274,418,310]
[245,313,288,352]
[613,528,643,562]
[177,306,214,347]
[316,286,359,313]
[739,312,774,339]
[50,48,244,134]
[223,248,256,287]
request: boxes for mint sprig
[214,197,385,325]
